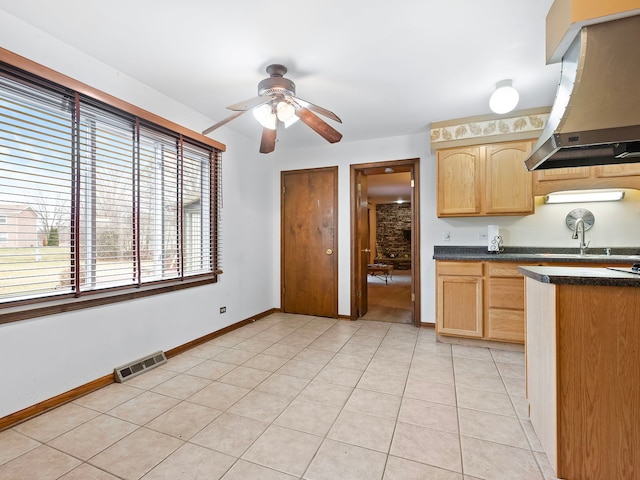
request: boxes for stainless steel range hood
[525,15,640,171]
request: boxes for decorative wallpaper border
[429,108,551,149]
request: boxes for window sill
[0,275,217,325]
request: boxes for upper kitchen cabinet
[437,140,534,217]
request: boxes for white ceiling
[0,0,562,153]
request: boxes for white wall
[0,11,274,418]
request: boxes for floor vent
[114,351,167,383]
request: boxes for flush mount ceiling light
[545,189,625,204]
[489,79,519,114]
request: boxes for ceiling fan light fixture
[276,101,295,122]
[489,79,519,114]
[253,103,277,130]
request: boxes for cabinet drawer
[487,277,524,309]
[487,308,524,343]
[487,262,525,278]
[437,261,483,276]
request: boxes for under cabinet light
[545,189,625,204]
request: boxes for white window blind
[0,64,221,306]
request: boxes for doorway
[350,159,421,325]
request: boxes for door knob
[326,249,333,255]
[362,248,371,252]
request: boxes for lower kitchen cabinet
[436,262,483,338]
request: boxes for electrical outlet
[220,306,226,314]
[479,233,488,240]
[442,231,451,241]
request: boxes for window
[0,63,222,309]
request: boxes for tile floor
[0,313,559,480]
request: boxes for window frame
[0,48,225,324]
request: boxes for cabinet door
[437,147,481,216]
[536,167,590,182]
[593,162,640,178]
[436,275,483,337]
[484,142,534,215]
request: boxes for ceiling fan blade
[295,107,343,144]
[292,96,342,123]
[202,110,246,135]
[227,95,274,111]
[260,127,277,154]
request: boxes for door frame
[349,158,421,325]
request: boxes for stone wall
[375,203,411,264]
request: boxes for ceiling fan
[202,64,343,153]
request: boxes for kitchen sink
[534,253,640,260]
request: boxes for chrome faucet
[572,218,590,255]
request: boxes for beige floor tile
[221,460,298,480]
[304,438,387,480]
[190,412,268,457]
[0,445,80,480]
[496,361,526,379]
[274,399,341,436]
[233,338,274,353]
[218,366,271,389]
[108,391,179,425]
[184,359,236,380]
[143,443,235,480]
[451,345,493,361]
[278,333,316,348]
[412,352,454,368]
[511,395,530,418]
[48,415,137,460]
[13,403,99,443]
[344,389,401,419]
[357,370,407,396]
[316,364,363,387]
[453,370,507,394]
[339,341,378,358]
[276,358,325,379]
[145,401,222,440]
[208,334,246,347]
[349,333,384,347]
[327,352,371,371]
[261,343,304,359]
[90,427,183,479]
[404,377,456,406]
[374,347,413,364]
[458,408,529,449]
[456,386,516,417]
[453,357,499,376]
[73,383,143,412]
[409,364,455,385]
[0,429,41,465]
[242,353,290,372]
[461,436,543,480]
[160,353,205,373]
[59,462,120,479]
[414,341,452,356]
[186,381,250,410]
[533,451,560,480]
[390,422,462,472]
[398,398,458,433]
[297,379,354,408]
[307,339,346,353]
[242,425,322,477]
[503,376,526,397]
[490,349,525,365]
[328,410,395,452]
[383,456,463,480]
[123,368,178,390]
[366,357,411,378]
[254,372,310,399]
[151,374,211,400]
[228,390,291,423]
[521,419,545,452]
[212,348,258,365]
[293,348,336,366]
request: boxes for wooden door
[281,167,338,318]
[355,171,369,316]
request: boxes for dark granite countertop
[433,246,640,264]
[518,266,640,287]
